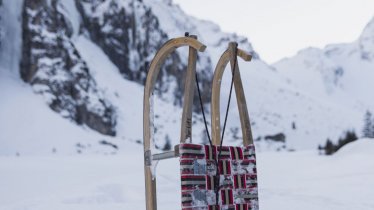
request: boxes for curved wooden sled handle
[143,36,206,210]
[144,36,206,151]
[211,42,254,146]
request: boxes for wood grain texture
[180,35,198,143]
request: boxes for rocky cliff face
[20,0,116,135]
[18,0,214,138]
[75,0,212,106]
[76,0,168,82]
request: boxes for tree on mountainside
[323,138,335,155]
[320,130,358,155]
[362,111,374,138]
[163,135,172,151]
[335,130,358,151]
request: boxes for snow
[73,35,207,148]
[0,139,373,210]
[0,0,369,155]
[58,0,81,40]
[0,0,372,150]
[273,22,374,147]
[0,32,207,155]
[359,17,374,60]
[335,138,374,155]
[274,17,374,111]
[143,0,368,150]
[0,70,117,156]
[0,2,374,209]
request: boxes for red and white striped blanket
[179,144,259,210]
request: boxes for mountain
[274,17,374,140]
[0,0,372,155]
[275,17,374,107]
[0,0,253,155]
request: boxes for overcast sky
[173,0,374,63]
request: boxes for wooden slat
[152,145,180,160]
[180,35,198,143]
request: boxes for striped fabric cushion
[179,144,259,210]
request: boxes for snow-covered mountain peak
[360,16,374,39]
[274,16,374,125]
[296,47,323,56]
[146,0,259,59]
[359,16,374,60]
[275,46,344,97]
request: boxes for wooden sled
[143,37,258,209]
[176,43,258,209]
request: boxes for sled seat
[179,143,259,210]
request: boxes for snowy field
[1,140,373,210]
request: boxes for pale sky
[173,0,374,63]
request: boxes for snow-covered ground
[1,139,373,210]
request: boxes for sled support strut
[151,145,180,161]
